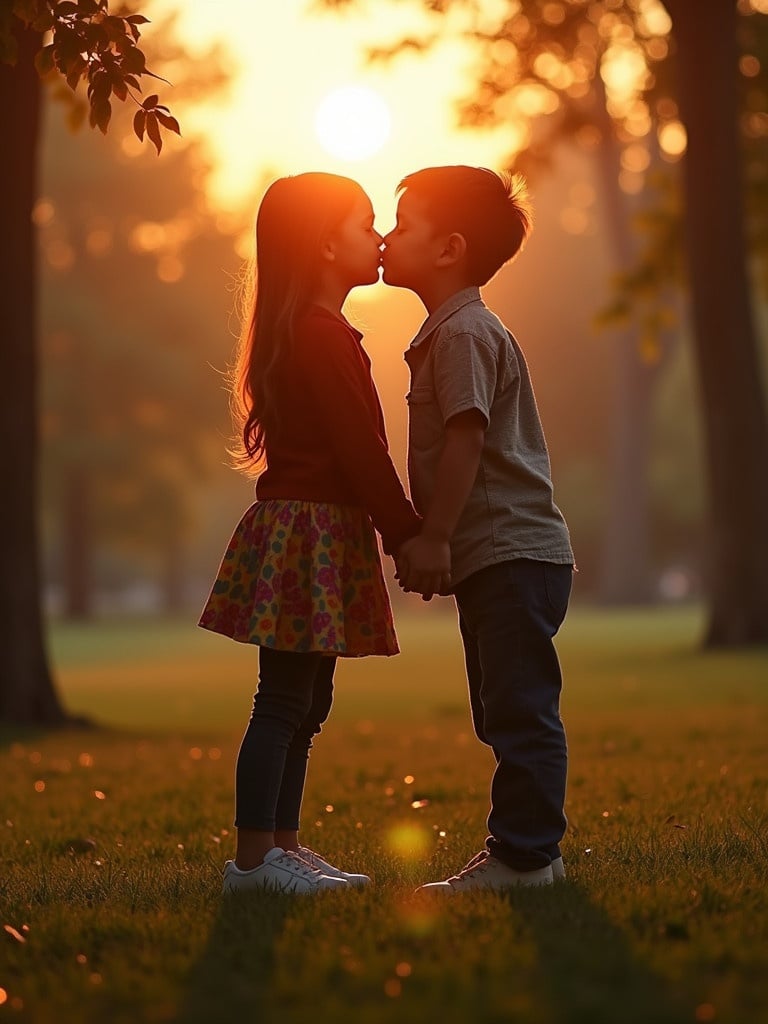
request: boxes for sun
[314,85,392,161]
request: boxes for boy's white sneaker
[417,851,553,893]
[222,847,349,895]
[296,845,371,887]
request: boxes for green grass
[2,606,767,1024]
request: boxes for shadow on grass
[514,881,688,1024]
[175,881,688,1024]
[175,893,291,1024]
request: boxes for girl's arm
[297,318,420,553]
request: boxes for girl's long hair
[230,172,364,473]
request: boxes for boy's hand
[395,535,451,601]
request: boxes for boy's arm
[397,408,486,600]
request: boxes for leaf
[126,14,150,25]
[83,23,109,51]
[142,93,158,110]
[133,108,146,142]
[102,15,127,43]
[34,44,56,77]
[156,111,181,136]
[62,836,97,854]
[111,76,127,102]
[88,67,111,100]
[121,45,146,75]
[3,924,26,944]
[53,28,83,69]
[124,74,140,90]
[142,69,172,85]
[56,2,79,15]
[31,8,55,32]
[89,96,111,134]
[145,110,162,155]
[65,55,87,91]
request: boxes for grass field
[2,606,767,1024]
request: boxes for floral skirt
[198,500,398,657]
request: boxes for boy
[384,166,574,890]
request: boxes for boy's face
[381,190,446,292]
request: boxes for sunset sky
[163,0,519,226]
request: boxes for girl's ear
[320,235,337,263]
[436,232,467,268]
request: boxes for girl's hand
[396,536,451,601]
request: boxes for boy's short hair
[397,165,532,286]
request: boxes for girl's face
[324,193,383,289]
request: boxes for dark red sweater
[256,306,420,555]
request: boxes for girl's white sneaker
[296,846,371,887]
[222,847,349,895]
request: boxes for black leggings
[234,647,336,831]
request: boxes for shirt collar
[408,287,483,350]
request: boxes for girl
[199,173,420,895]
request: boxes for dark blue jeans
[235,647,336,831]
[454,558,572,871]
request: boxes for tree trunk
[663,0,768,645]
[592,74,658,604]
[0,23,70,722]
[597,326,656,603]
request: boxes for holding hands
[395,532,451,601]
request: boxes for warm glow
[32,198,55,226]
[130,221,167,252]
[314,85,391,161]
[740,55,761,78]
[169,0,516,226]
[636,0,672,36]
[385,822,431,860]
[659,120,687,158]
[621,142,650,173]
[601,44,648,109]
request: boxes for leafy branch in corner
[5,0,180,153]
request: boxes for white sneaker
[551,856,566,881]
[222,847,349,895]
[417,850,553,892]
[297,846,371,887]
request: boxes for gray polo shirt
[404,287,574,588]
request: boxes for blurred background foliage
[35,0,768,620]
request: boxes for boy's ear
[436,232,467,268]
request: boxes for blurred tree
[0,1,187,723]
[652,0,768,645]
[320,0,768,645]
[39,102,240,621]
